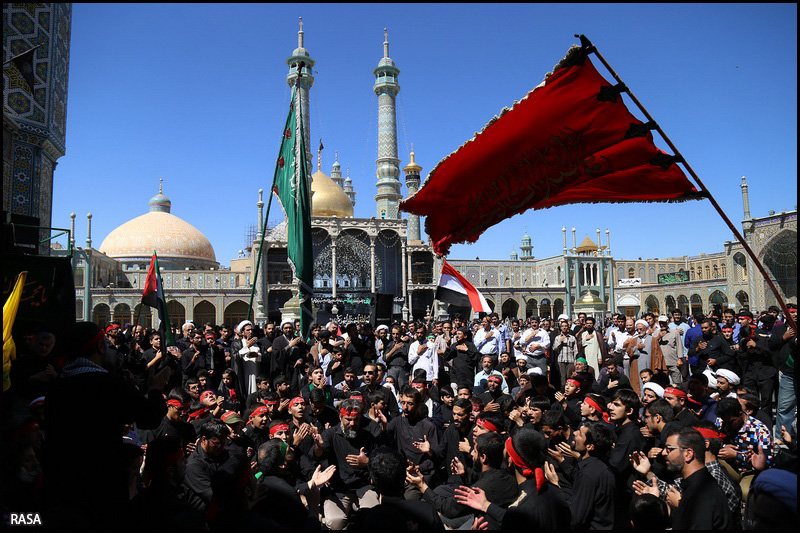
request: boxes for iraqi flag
[436,260,491,314]
[141,252,175,346]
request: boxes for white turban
[715,369,741,386]
[643,382,665,398]
[558,314,570,322]
[528,367,544,376]
[635,319,649,330]
[703,369,718,389]
[236,320,253,334]
[280,319,294,329]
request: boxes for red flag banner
[400,44,702,255]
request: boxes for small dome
[311,170,354,217]
[576,236,598,253]
[148,193,171,213]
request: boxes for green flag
[272,90,313,336]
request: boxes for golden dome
[576,236,598,253]
[577,289,604,306]
[311,169,354,217]
[403,151,422,173]
[99,196,218,267]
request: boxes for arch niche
[501,298,520,320]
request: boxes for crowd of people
[2,304,797,530]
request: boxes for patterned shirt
[655,460,741,516]
[715,415,773,473]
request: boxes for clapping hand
[454,485,489,512]
[309,464,337,489]
[412,435,431,455]
[345,447,369,468]
[629,450,652,476]
[632,476,659,497]
[450,457,466,476]
[458,438,471,454]
[470,517,489,531]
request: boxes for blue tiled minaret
[286,17,315,188]
[373,29,402,219]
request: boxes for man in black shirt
[688,319,735,374]
[312,398,380,530]
[183,418,233,513]
[383,325,410,388]
[607,388,645,528]
[359,363,400,419]
[567,422,617,530]
[663,386,699,427]
[141,387,197,451]
[386,385,440,489]
[446,327,480,394]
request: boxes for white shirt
[408,339,438,381]
[522,328,550,358]
[608,329,634,358]
[474,327,500,356]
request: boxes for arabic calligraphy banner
[2,254,76,330]
[657,271,690,284]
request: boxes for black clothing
[183,442,231,512]
[316,425,377,492]
[446,341,480,387]
[432,422,474,484]
[486,478,570,531]
[353,495,444,530]
[770,324,797,377]
[307,403,340,431]
[358,383,400,418]
[44,367,165,529]
[592,372,632,395]
[673,408,700,427]
[242,425,272,452]
[140,416,197,450]
[671,467,734,530]
[609,419,646,527]
[569,456,616,530]
[550,396,583,429]
[477,390,513,409]
[688,334,735,373]
[252,474,316,530]
[131,481,206,529]
[384,339,410,369]
[423,468,519,528]
[386,414,440,478]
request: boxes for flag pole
[577,34,797,332]
[247,178,278,323]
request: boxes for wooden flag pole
[577,34,796,332]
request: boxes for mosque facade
[52,25,795,330]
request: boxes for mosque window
[713,265,719,278]
[628,267,635,279]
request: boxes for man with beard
[270,320,308,392]
[521,316,551,376]
[593,360,632,396]
[655,315,685,386]
[415,398,474,485]
[552,320,579,389]
[358,363,400,419]
[386,385,440,491]
[627,319,653,395]
[408,432,519,530]
[663,386,699,427]
[455,428,571,530]
[577,317,607,379]
[230,321,266,396]
[446,327,480,395]
[688,319,734,375]
[344,323,369,377]
[634,427,733,529]
[478,374,513,415]
[312,398,380,530]
[183,418,232,514]
[565,422,617,530]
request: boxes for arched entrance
[690,294,703,315]
[709,290,728,318]
[665,296,677,314]
[553,298,564,318]
[525,298,538,318]
[193,300,216,326]
[224,300,253,327]
[645,295,660,314]
[167,300,186,329]
[267,291,293,325]
[736,291,750,310]
[134,304,153,329]
[92,303,111,328]
[762,230,797,305]
[501,298,519,320]
[113,303,131,325]
[677,295,690,316]
[540,298,552,319]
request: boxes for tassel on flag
[436,261,491,314]
[141,253,175,346]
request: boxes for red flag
[141,253,175,346]
[436,260,491,314]
[400,45,701,255]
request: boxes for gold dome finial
[159,178,163,194]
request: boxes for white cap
[657,315,669,323]
[557,314,570,322]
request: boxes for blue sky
[53,3,797,267]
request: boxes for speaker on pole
[370,293,394,326]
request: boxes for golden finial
[159,178,163,194]
[299,16,303,31]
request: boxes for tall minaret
[286,17,315,186]
[741,176,754,239]
[403,148,422,240]
[373,28,402,219]
[330,151,344,187]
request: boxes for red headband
[340,407,361,418]
[80,329,106,353]
[566,379,581,388]
[475,417,499,433]
[487,375,503,384]
[505,437,545,492]
[220,411,237,422]
[289,397,305,408]
[250,406,268,419]
[263,400,278,406]
[269,423,290,435]
[665,387,687,398]
[583,397,610,424]
[692,426,726,440]
[187,407,209,421]
[167,399,189,410]
[200,391,216,401]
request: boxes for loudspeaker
[370,293,394,325]
[3,212,40,255]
